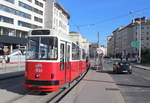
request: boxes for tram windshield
[26,37,58,60]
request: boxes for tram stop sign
[131,41,140,47]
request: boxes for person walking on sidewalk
[96,52,104,72]
[99,53,104,71]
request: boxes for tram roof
[29,29,81,46]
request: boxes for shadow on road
[83,79,115,84]
[84,70,150,89]
[117,83,150,88]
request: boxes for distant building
[69,32,89,55]
[107,17,150,57]
[44,0,70,35]
[107,35,115,57]
[89,43,99,58]
[0,0,46,53]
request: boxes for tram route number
[35,68,43,72]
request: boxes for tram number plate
[35,68,43,72]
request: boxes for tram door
[60,42,71,84]
[65,43,71,83]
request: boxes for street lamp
[138,18,142,63]
[129,11,142,63]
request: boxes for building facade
[0,0,45,54]
[107,17,150,57]
[107,35,115,57]
[44,0,70,35]
[89,43,99,58]
[69,32,89,55]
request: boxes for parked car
[104,56,110,59]
[113,61,132,74]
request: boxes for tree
[141,48,150,64]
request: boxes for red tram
[25,29,89,92]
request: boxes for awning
[0,35,27,45]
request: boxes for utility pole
[129,11,142,63]
[98,32,99,45]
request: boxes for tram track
[0,69,88,103]
[0,67,89,103]
[6,91,43,103]
[47,68,89,103]
[0,72,24,81]
[8,69,89,103]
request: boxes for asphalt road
[0,76,60,103]
[104,60,150,103]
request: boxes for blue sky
[56,0,150,45]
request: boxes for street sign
[131,41,140,47]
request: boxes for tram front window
[26,37,58,60]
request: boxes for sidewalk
[0,63,25,79]
[59,70,125,103]
[133,64,150,70]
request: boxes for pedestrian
[99,53,104,72]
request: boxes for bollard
[2,59,6,72]
[18,55,21,71]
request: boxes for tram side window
[82,49,86,59]
[77,47,80,60]
[60,43,64,70]
[72,43,80,60]
[72,43,76,60]
[67,45,70,62]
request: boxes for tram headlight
[35,74,40,78]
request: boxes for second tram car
[25,29,89,92]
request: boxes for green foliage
[141,48,150,64]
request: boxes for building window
[33,8,43,15]
[34,16,43,23]
[146,37,149,40]
[147,26,149,29]
[16,30,21,37]
[141,27,144,29]
[0,4,31,19]
[31,25,42,29]
[27,0,32,2]
[141,37,144,40]
[19,1,33,11]
[0,27,16,36]
[147,32,149,35]
[18,21,31,28]
[4,0,14,4]
[18,20,42,29]
[147,43,149,46]
[19,2,43,15]
[3,27,9,36]
[135,32,137,35]
[21,31,28,38]
[16,30,28,38]
[35,0,43,7]
[0,15,14,24]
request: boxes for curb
[133,65,150,71]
